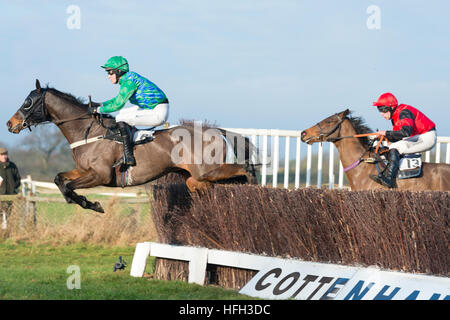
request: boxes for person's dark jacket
[0,160,21,194]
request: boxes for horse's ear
[341,109,350,117]
[36,79,41,93]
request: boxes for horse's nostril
[6,121,11,129]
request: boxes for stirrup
[113,158,123,168]
[124,153,136,166]
[113,155,136,168]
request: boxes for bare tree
[22,126,68,170]
[10,126,75,180]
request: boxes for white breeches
[115,103,169,127]
[389,130,437,154]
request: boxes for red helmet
[372,92,398,109]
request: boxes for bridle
[303,113,347,143]
[303,113,389,172]
[16,89,116,150]
[17,89,50,131]
[17,89,94,130]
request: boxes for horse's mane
[347,112,373,148]
[178,119,220,130]
[46,86,88,108]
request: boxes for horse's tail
[219,129,260,184]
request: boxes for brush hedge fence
[149,184,449,288]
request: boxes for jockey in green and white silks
[94,56,170,166]
[99,56,169,127]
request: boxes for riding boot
[369,148,400,188]
[117,122,136,166]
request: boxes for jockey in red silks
[370,92,437,188]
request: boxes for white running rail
[223,128,450,190]
[19,132,450,192]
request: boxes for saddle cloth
[132,129,154,145]
[398,153,422,180]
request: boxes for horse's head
[301,109,350,144]
[7,79,50,134]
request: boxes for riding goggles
[377,106,391,113]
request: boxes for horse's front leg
[54,169,105,213]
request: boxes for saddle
[104,122,155,146]
[84,115,155,171]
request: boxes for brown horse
[301,109,450,191]
[7,80,258,212]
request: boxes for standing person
[0,147,21,195]
[89,56,170,166]
[370,92,436,188]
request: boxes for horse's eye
[22,98,32,110]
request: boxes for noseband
[305,113,347,143]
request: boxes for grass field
[0,241,254,300]
[0,188,256,300]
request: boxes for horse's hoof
[92,202,104,213]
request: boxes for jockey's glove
[88,102,102,115]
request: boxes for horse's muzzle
[6,116,24,134]
[300,130,317,144]
[300,130,308,142]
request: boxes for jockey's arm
[385,109,414,142]
[99,80,138,113]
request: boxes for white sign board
[240,260,450,300]
[130,242,450,300]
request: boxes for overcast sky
[1,0,449,147]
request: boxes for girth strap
[70,135,104,149]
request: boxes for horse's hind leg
[197,164,251,183]
[186,176,210,192]
[54,169,105,213]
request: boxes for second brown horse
[301,109,450,191]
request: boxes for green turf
[0,242,254,300]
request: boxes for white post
[425,150,431,162]
[284,137,290,189]
[435,143,441,163]
[251,135,257,165]
[338,161,344,189]
[329,143,334,189]
[272,134,279,188]
[317,143,323,188]
[1,212,6,230]
[306,144,312,187]
[261,135,268,186]
[295,137,301,189]
[130,242,152,277]
[446,143,450,164]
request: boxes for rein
[54,96,117,149]
[307,114,390,172]
[53,113,91,125]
